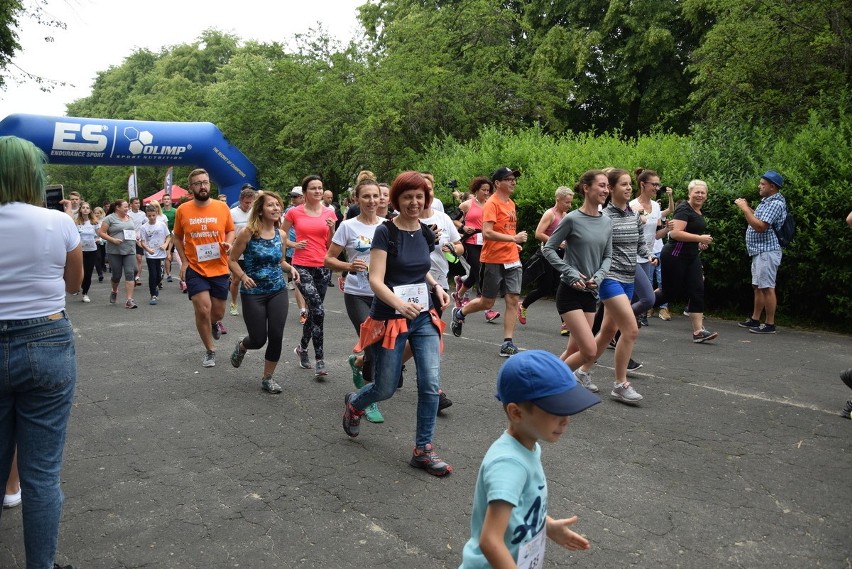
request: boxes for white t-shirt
[128,208,147,230]
[331,217,382,297]
[230,206,251,260]
[421,210,461,290]
[431,196,445,213]
[137,221,170,259]
[77,220,99,252]
[629,198,663,259]
[0,203,80,319]
[230,206,251,232]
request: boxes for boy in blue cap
[460,350,600,568]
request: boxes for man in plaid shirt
[734,170,787,334]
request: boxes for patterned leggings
[295,265,331,360]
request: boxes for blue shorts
[185,267,229,300]
[598,278,635,301]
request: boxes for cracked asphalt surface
[1,276,850,568]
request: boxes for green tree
[684,0,852,125]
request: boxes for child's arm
[545,515,591,551]
[479,500,518,569]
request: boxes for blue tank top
[241,230,285,295]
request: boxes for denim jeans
[351,312,441,448]
[0,314,76,569]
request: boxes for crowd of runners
[10,135,840,568]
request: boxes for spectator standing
[735,170,787,334]
[0,135,82,569]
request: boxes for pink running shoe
[485,309,501,323]
[451,291,463,309]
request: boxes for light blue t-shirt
[460,431,548,568]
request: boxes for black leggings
[344,293,375,382]
[295,265,331,360]
[81,250,98,294]
[462,243,482,290]
[522,264,559,309]
[240,289,289,362]
[656,250,705,313]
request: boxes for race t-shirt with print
[173,200,234,277]
[460,431,549,568]
[480,194,520,264]
[332,217,382,297]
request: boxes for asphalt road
[2,275,850,568]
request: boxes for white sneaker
[82,294,91,303]
[229,303,239,316]
[3,489,21,509]
[575,369,599,393]
[611,381,643,404]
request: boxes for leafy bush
[419,102,852,328]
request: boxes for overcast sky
[1,0,364,118]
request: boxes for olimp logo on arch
[123,126,189,159]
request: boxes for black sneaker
[692,329,719,343]
[211,322,221,340]
[438,389,453,411]
[409,443,453,476]
[749,323,776,334]
[607,338,618,350]
[451,307,465,337]
[737,318,760,329]
[626,358,643,371]
[840,399,852,419]
[54,564,77,569]
[342,392,364,437]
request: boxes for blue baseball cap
[496,350,601,416]
[761,170,784,188]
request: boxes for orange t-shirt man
[173,199,235,277]
[480,194,520,264]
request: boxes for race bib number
[123,229,136,241]
[392,283,428,315]
[195,242,221,262]
[504,260,522,269]
[475,232,483,245]
[517,529,546,569]
[81,235,96,249]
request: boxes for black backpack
[774,209,796,248]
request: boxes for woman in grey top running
[542,170,612,385]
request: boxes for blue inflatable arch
[0,114,257,202]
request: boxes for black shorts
[555,282,597,314]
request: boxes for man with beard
[172,169,235,367]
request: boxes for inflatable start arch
[0,114,257,201]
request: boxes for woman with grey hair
[519,185,575,334]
